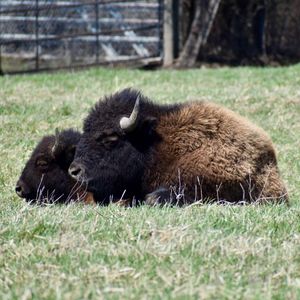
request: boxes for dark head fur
[16,129,86,204]
[70,88,179,204]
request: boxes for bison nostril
[15,180,30,198]
[69,164,84,180]
[15,185,23,197]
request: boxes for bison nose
[15,185,23,197]
[15,180,28,198]
[69,162,85,181]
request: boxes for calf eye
[36,158,49,169]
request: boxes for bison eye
[103,135,119,143]
[95,132,119,147]
[36,157,49,169]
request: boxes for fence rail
[1,28,160,44]
[0,0,163,74]
[1,16,159,24]
[0,1,160,14]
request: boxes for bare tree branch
[175,0,222,68]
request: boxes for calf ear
[51,129,77,169]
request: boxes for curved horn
[120,95,140,132]
[51,128,61,156]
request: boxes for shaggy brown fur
[144,102,288,204]
[71,89,288,205]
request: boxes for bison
[16,129,94,204]
[69,88,288,205]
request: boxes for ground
[0,65,299,299]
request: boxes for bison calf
[16,129,94,204]
[69,89,288,205]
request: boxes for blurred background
[1,0,300,74]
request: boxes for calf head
[16,129,88,204]
[69,89,158,204]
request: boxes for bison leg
[145,188,172,206]
[145,187,187,206]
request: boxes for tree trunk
[175,0,222,68]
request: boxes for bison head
[16,129,88,204]
[69,89,159,204]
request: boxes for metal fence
[0,0,163,74]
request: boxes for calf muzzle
[15,179,30,199]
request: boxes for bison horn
[120,95,140,132]
[51,128,60,156]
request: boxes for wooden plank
[0,16,159,24]
[1,33,160,43]
[0,1,159,14]
[2,52,159,61]
[1,0,159,7]
[1,54,162,74]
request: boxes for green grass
[0,65,300,299]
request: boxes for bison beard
[70,88,288,205]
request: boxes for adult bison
[69,89,288,205]
[16,129,94,204]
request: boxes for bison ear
[140,117,157,136]
[129,116,158,139]
[51,129,77,169]
[127,117,158,151]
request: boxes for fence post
[163,0,174,66]
[0,1,2,75]
[0,41,2,75]
[172,0,179,58]
[95,0,99,64]
[35,0,39,70]
[0,11,2,75]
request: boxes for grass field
[0,65,300,299]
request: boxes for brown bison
[16,129,94,204]
[69,88,288,205]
